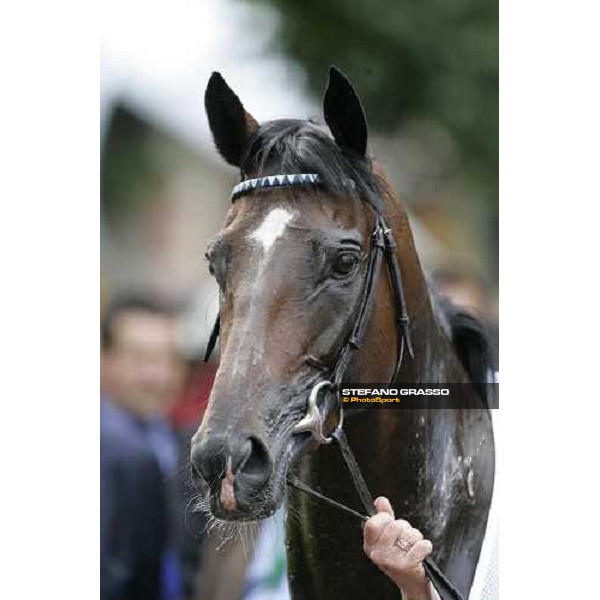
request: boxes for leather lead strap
[332,428,375,516]
[332,431,466,600]
[422,560,466,600]
[286,475,368,522]
[288,429,465,599]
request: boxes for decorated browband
[231,173,321,202]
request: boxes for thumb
[374,496,395,518]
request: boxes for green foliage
[245,0,498,209]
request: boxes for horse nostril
[240,436,270,479]
[190,439,221,484]
[190,434,271,491]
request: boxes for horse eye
[334,252,359,276]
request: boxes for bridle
[205,172,414,393]
[291,199,414,444]
[203,172,465,600]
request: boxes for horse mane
[433,288,498,403]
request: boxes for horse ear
[204,72,258,167]
[323,66,368,157]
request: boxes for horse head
[190,68,399,520]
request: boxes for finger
[363,512,394,547]
[402,527,424,546]
[377,519,412,549]
[405,539,433,565]
[374,496,395,518]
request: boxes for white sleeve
[468,511,498,599]
[468,398,499,600]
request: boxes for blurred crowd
[100,293,290,600]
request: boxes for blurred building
[102,103,230,296]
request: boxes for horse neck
[367,173,468,385]
[298,182,468,484]
[330,177,473,504]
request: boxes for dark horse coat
[192,67,495,600]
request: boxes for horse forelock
[241,118,385,215]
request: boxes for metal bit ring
[292,381,343,444]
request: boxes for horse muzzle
[190,431,275,519]
[189,379,342,519]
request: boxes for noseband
[203,172,464,600]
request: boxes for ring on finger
[394,538,412,551]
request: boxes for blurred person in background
[432,264,489,318]
[168,358,216,600]
[101,294,186,600]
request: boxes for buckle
[372,227,385,249]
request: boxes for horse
[190,67,495,599]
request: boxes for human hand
[363,497,438,600]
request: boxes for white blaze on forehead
[249,207,295,252]
[233,207,294,380]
